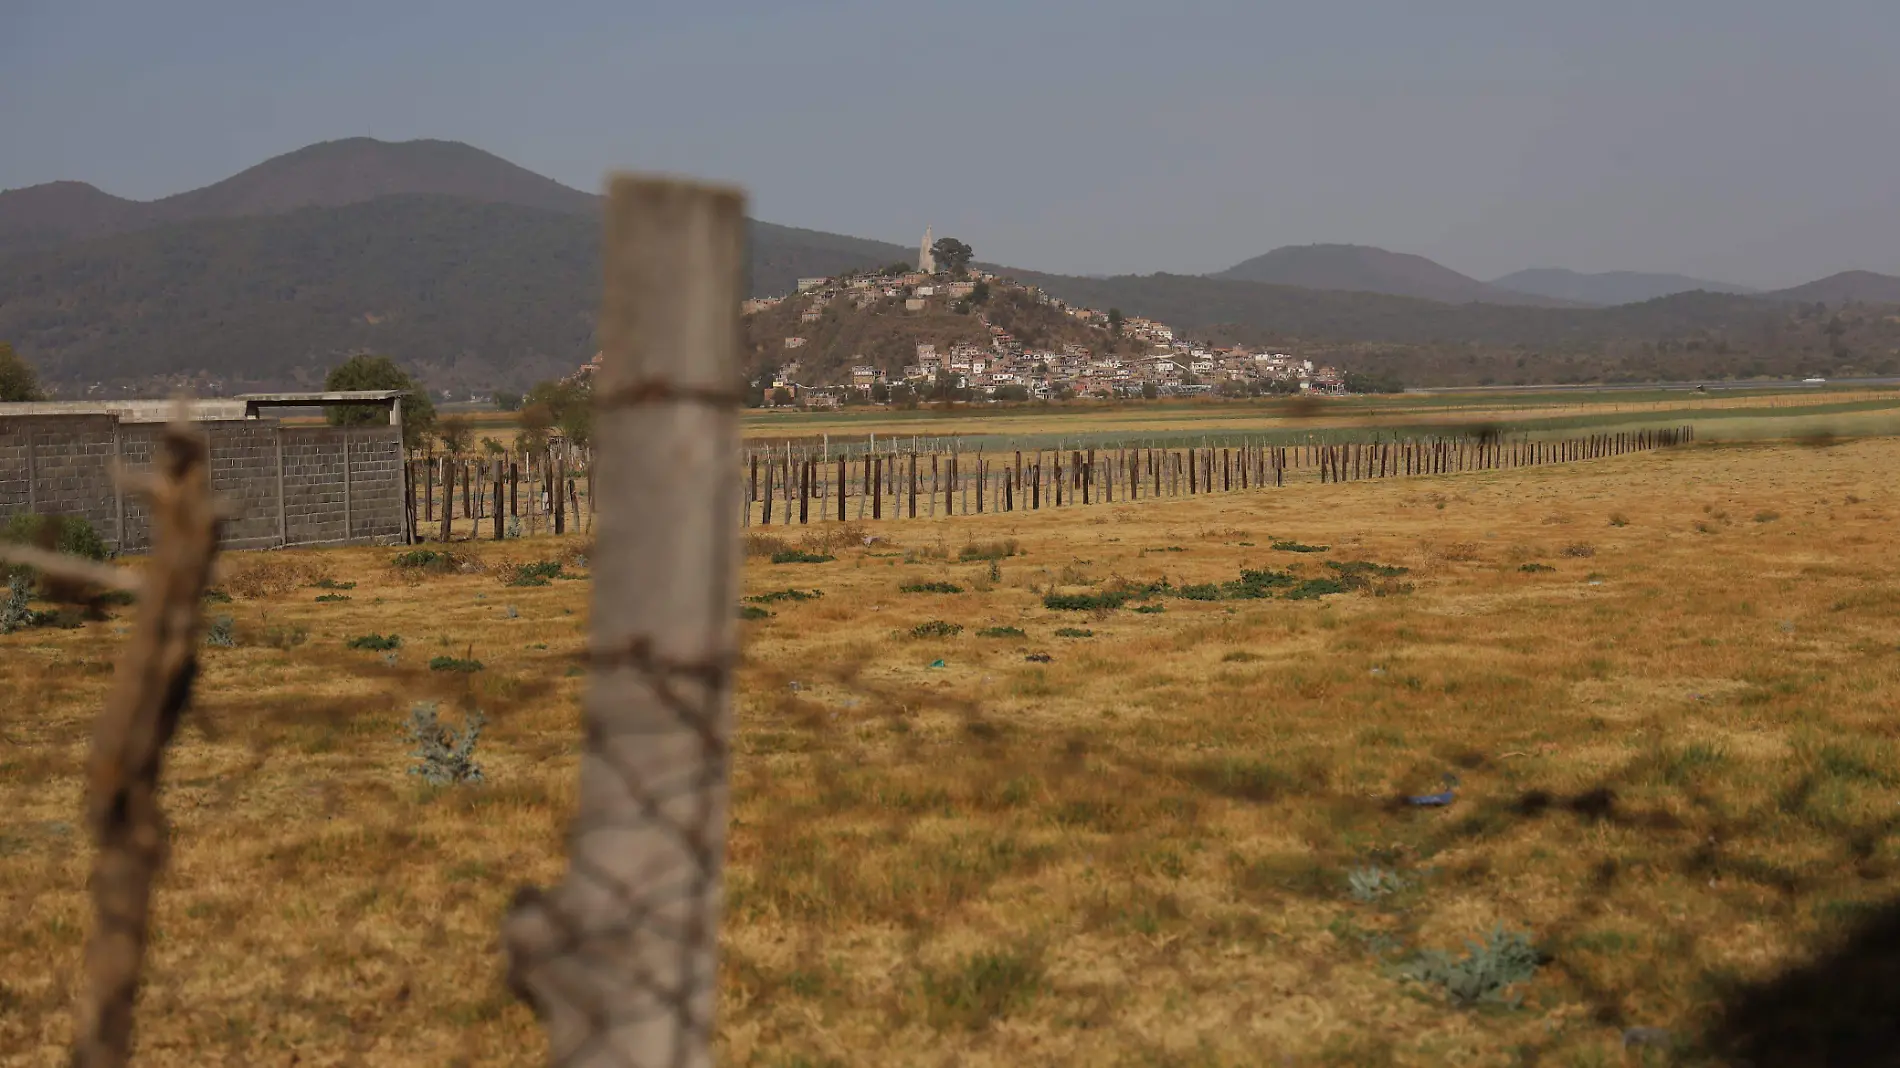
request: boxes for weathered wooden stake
[59,416,221,1068]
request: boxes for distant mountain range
[1487,268,1757,306]
[3,137,1900,392]
[1210,244,1571,307]
[1763,270,1900,305]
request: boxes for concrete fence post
[503,176,744,1068]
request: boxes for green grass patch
[1134,603,1166,614]
[920,949,1045,1031]
[1043,590,1129,612]
[391,549,454,571]
[739,605,772,621]
[771,550,835,564]
[1518,563,1557,573]
[748,588,822,604]
[1222,568,1298,600]
[901,581,964,594]
[347,634,402,651]
[977,626,1027,638]
[505,560,563,587]
[428,656,484,673]
[1054,627,1094,638]
[910,620,963,639]
[1272,540,1329,553]
[1285,577,1351,600]
[1176,583,1222,601]
[314,593,351,603]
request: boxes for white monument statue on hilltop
[918,224,935,274]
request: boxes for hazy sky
[4,0,1895,288]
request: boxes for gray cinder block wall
[0,415,406,552]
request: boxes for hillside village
[734,233,1346,408]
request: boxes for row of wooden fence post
[398,449,594,543]
[741,425,1693,524]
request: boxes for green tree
[970,281,991,305]
[771,386,794,406]
[493,390,523,412]
[481,436,506,456]
[870,382,890,404]
[930,237,974,277]
[0,342,44,402]
[1342,370,1405,394]
[324,354,435,450]
[1108,308,1125,335]
[1140,381,1159,400]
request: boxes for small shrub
[744,533,789,558]
[1176,583,1222,601]
[739,605,772,620]
[2,513,109,564]
[1754,510,1780,523]
[263,623,308,650]
[0,573,34,634]
[747,588,822,604]
[203,615,237,648]
[1222,651,1261,663]
[1401,926,1540,1007]
[987,560,1001,583]
[1608,513,1630,528]
[1347,866,1408,903]
[1328,561,1413,595]
[1518,562,1556,573]
[901,581,964,594]
[202,588,233,604]
[771,549,834,564]
[429,655,484,673]
[958,539,1020,562]
[312,578,357,590]
[1134,603,1166,614]
[1054,627,1093,638]
[506,516,524,539]
[1271,540,1329,553]
[226,560,318,599]
[314,593,351,603]
[390,549,476,582]
[504,560,563,587]
[1025,653,1053,662]
[1561,544,1596,558]
[910,620,963,639]
[977,626,1026,638]
[1043,591,1128,612]
[347,633,401,651]
[406,702,485,786]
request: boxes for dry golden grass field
[6,435,1900,1066]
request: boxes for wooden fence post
[29,416,223,1068]
[503,176,742,1068]
[493,460,504,541]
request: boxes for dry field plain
[5,435,1900,1066]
